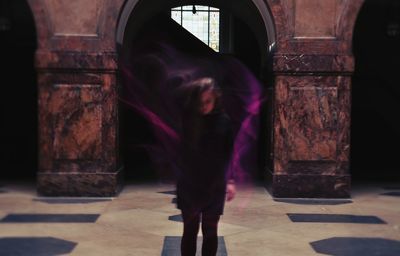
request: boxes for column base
[270,172,351,198]
[37,169,124,197]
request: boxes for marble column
[271,55,353,198]
[28,0,125,196]
[267,0,364,198]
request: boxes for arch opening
[116,0,276,50]
[351,0,400,182]
[116,0,276,182]
[0,0,38,181]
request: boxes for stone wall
[27,0,364,197]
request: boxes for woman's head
[184,77,222,115]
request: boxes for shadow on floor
[274,198,353,205]
[161,236,227,256]
[287,213,386,224]
[1,214,100,223]
[0,237,77,256]
[158,190,177,195]
[168,214,183,223]
[310,237,400,256]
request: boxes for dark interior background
[120,6,268,181]
[0,0,37,180]
[351,0,400,181]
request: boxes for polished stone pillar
[28,0,125,196]
[267,0,364,198]
[271,55,353,198]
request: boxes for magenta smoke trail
[119,18,266,189]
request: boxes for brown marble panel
[37,170,124,196]
[44,0,104,37]
[38,75,53,171]
[286,161,336,174]
[273,54,354,73]
[272,173,351,198]
[240,0,361,56]
[38,73,118,173]
[273,76,349,174]
[53,161,105,173]
[101,74,118,172]
[274,76,290,173]
[294,0,338,38]
[51,84,102,160]
[336,76,351,173]
[27,0,125,51]
[278,41,343,55]
[287,84,337,161]
[268,0,364,55]
[35,51,118,71]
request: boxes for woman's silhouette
[177,77,236,256]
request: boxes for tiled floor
[0,181,399,255]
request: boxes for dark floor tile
[168,214,183,222]
[381,192,400,197]
[287,213,386,224]
[274,198,352,205]
[0,214,100,223]
[0,237,77,256]
[161,236,227,256]
[33,198,112,204]
[158,190,177,195]
[311,237,400,256]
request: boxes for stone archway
[116,0,276,48]
[116,0,276,181]
[26,0,364,197]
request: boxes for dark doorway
[0,0,38,180]
[351,0,400,181]
[118,2,272,182]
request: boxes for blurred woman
[177,77,236,256]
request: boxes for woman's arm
[226,179,236,201]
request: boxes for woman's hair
[181,77,222,147]
[183,77,222,114]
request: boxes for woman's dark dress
[177,112,234,215]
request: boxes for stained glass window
[171,5,220,52]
